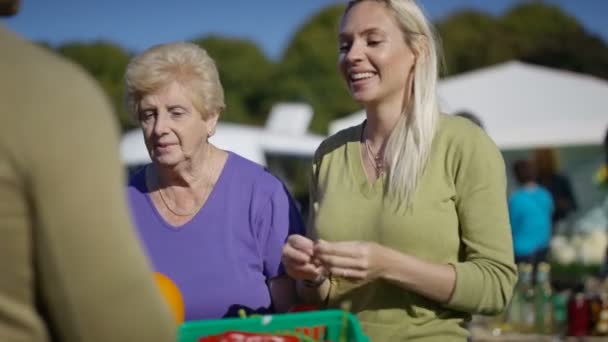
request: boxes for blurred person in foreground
[508,159,554,271]
[281,0,516,340]
[124,42,302,322]
[0,1,176,341]
[533,147,578,227]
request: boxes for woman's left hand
[313,240,388,283]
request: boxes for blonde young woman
[281,0,517,340]
[125,42,302,322]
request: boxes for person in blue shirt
[509,159,554,272]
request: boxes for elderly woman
[125,42,302,322]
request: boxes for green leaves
[193,36,274,125]
[56,41,133,130]
[436,3,608,78]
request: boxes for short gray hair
[124,42,225,120]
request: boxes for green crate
[178,309,369,342]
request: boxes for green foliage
[436,10,514,76]
[501,3,582,56]
[274,4,359,133]
[56,41,133,130]
[437,3,608,78]
[501,3,608,79]
[192,36,275,125]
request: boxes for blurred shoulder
[314,123,362,163]
[436,114,500,156]
[538,185,553,198]
[127,165,149,191]
[3,27,105,93]
[227,152,284,192]
[1,26,113,120]
[437,114,489,143]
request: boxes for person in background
[0,0,176,341]
[508,159,554,272]
[281,0,516,340]
[125,42,302,322]
[454,110,484,130]
[533,147,578,227]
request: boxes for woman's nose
[345,41,364,63]
[153,112,170,135]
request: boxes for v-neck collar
[143,152,232,230]
[347,123,386,198]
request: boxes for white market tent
[120,102,325,167]
[329,61,608,150]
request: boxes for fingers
[314,253,366,271]
[314,239,364,258]
[282,235,325,280]
[287,234,315,255]
[328,267,365,280]
[284,237,372,281]
[282,244,312,265]
[313,240,370,281]
[282,235,316,265]
[283,261,325,281]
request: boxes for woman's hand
[281,235,326,281]
[314,240,387,283]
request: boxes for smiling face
[338,1,416,107]
[139,80,217,167]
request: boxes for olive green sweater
[0,26,175,342]
[309,115,517,341]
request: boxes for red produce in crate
[199,331,301,342]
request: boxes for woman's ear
[206,112,220,138]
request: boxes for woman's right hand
[281,234,325,281]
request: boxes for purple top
[127,152,303,320]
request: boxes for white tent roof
[120,103,324,166]
[330,61,608,150]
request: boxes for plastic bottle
[534,262,554,334]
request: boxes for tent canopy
[330,61,608,150]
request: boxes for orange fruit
[154,272,185,324]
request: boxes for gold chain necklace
[157,186,202,217]
[364,138,385,176]
[363,124,385,176]
[156,145,213,217]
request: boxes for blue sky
[4,0,608,61]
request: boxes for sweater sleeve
[445,126,517,315]
[258,181,305,279]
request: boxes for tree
[192,35,275,125]
[436,3,608,80]
[501,3,608,79]
[436,10,514,76]
[56,42,133,130]
[501,3,582,58]
[274,4,359,133]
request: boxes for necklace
[157,186,201,217]
[362,123,386,176]
[364,135,385,176]
[156,145,213,217]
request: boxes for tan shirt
[0,26,176,341]
[310,115,517,341]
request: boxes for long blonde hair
[345,0,441,207]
